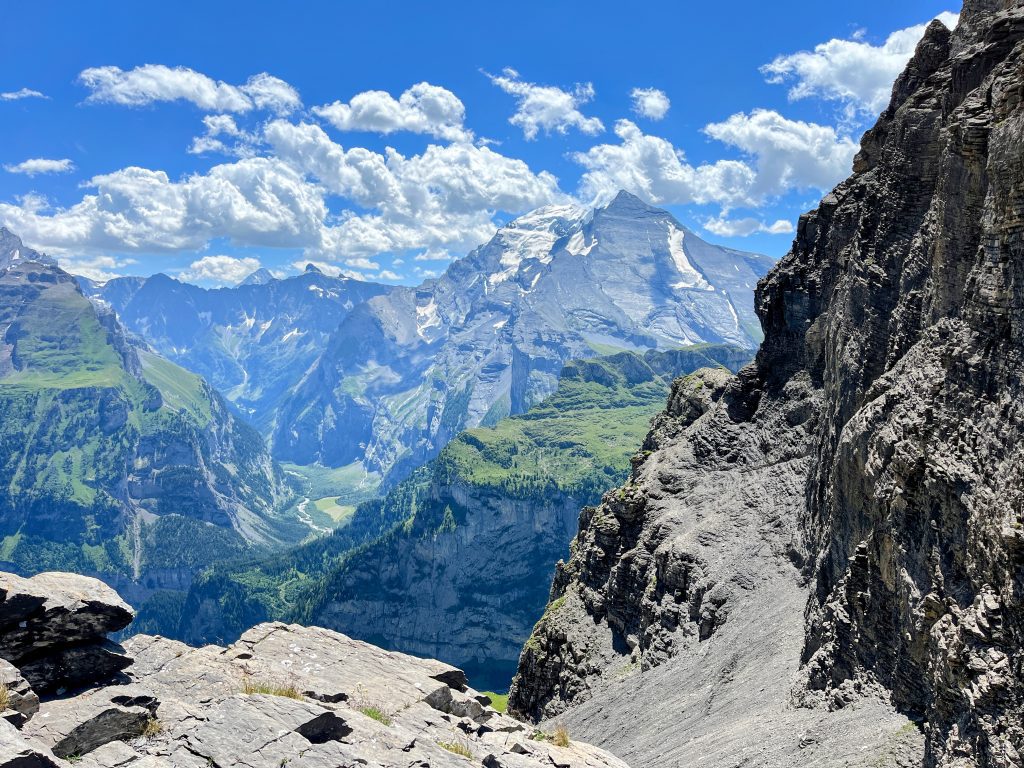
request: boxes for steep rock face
[273,192,773,484]
[0,570,629,768]
[511,5,1024,768]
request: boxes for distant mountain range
[272,191,774,486]
[80,263,394,434]
[84,191,773,496]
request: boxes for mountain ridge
[83,267,394,434]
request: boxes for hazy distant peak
[239,267,276,286]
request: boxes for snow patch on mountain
[488,203,590,288]
[416,297,442,339]
[667,225,713,291]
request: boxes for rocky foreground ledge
[0,572,628,768]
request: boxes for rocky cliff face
[510,4,1024,767]
[0,570,629,768]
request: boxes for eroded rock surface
[510,3,1024,767]
[0,720,62,768]
[0,659,39,726]
[0,571,628,768]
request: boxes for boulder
[0,572,134,696]
[0,572,134,658]
[21,685,157,758]
[226,622,467,707]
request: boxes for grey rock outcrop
[0,572,134,695]
[0,659,39,726]
[510,4,1024,768]
[0,720,62,768]
[0,570,627,768]
[22,687,158,759]
[108,622,627,768]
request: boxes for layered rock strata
[510,4,1024,767]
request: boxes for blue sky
[0,1,956,285]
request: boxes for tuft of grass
[358,705,392,726]
[551,725,570,748]
[0,683,9,711]
[242,679,303,699]
[437,741,472,758]
[547,595,567,614]
[480,691,509,713]
[141,718,163,738]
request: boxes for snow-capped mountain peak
[272,190,777,484]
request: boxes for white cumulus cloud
[703,216,794,237]
[4,158,75,176]
[0,117,564,267]
[78,65,301,114]
[264,119,564,256]
[574,119,756,208]
[575,112,856,209]
[179,254,263,285]
[188,114,259,156]
[60,254,136,282]
[486,68,604,140]
[414,247,451,262]
[762,11,959,119]
[630,88,670,120]
[313,82,471,142]
[1,88,47,101]
[0,158,328,255]
[703,109,858,199]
